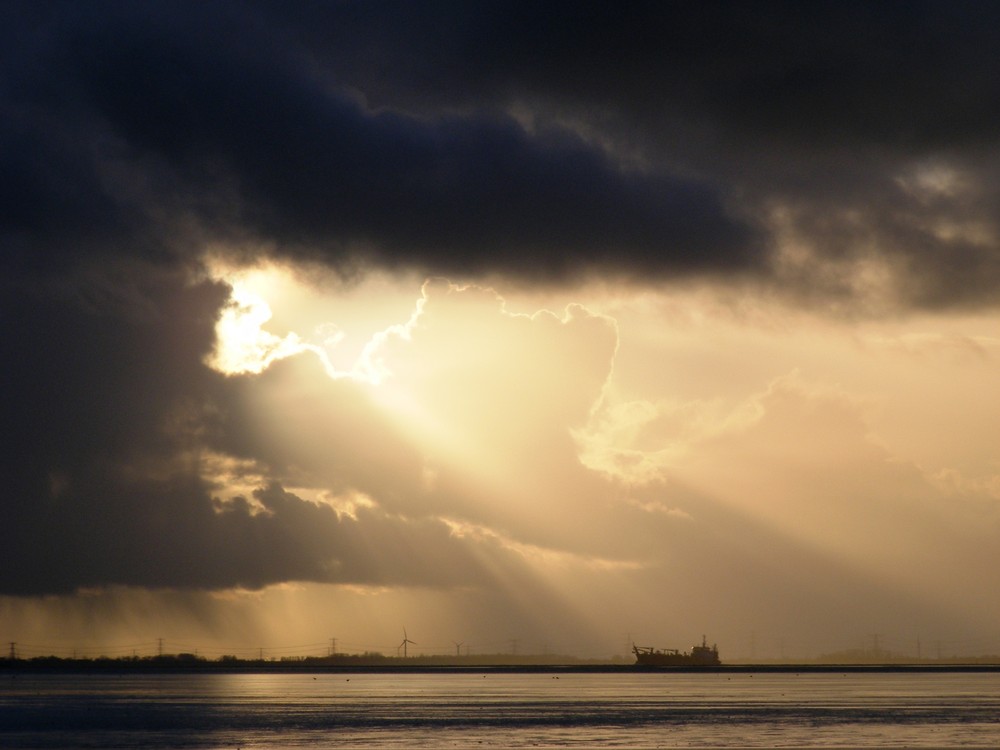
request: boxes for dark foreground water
[2,670,1000,748]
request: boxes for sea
[2,669,1000,748]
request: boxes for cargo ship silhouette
[632,635,720,666]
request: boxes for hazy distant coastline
[4,653,1000,674]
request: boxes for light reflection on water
[2,671,1000,748]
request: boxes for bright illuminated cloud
[199,266,1000,649]
[4,257,1000,657]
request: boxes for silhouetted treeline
[0,651,621,672]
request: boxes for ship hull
[633,652,720,666]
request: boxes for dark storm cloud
[0,2,1000,306]
[263,1,1000,145]
[7,1,1000,297]
[1,0,757,282]
[253,0,1000,307]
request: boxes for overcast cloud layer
[4,1,1000,301]
[2,2,1000,656]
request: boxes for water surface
[3,670,1000,747]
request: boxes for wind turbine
[453,641,463,657]
[398,628,416,658]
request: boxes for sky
[2,0,999,661]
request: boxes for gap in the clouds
[202,256,427,380]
